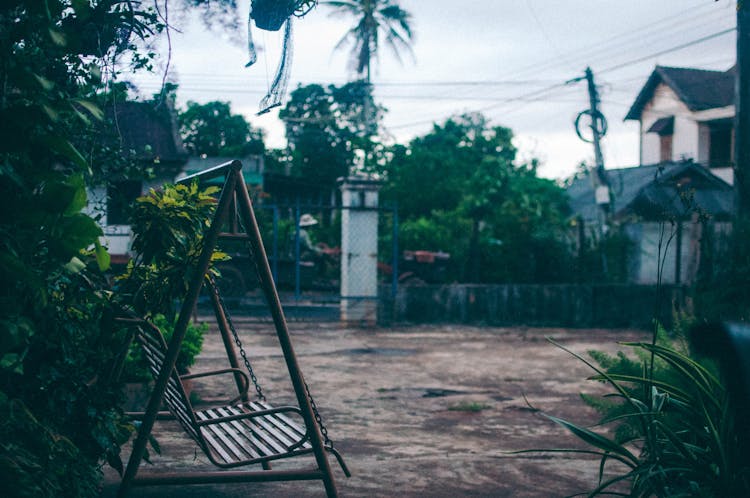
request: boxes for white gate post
[339,174,382,326]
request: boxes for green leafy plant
[0,2,241,496]
[116,182,227,320]
[121,315,207,382]
[531,331,749,497]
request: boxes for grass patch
[448,401,490,412]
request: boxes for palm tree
[324,0,414,83]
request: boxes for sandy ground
[101,320,649,497]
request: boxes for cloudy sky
[130,0,738,180]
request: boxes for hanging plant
[250,0,317,31]
[246,0,318,113]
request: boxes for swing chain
[208,275,266,402]
[304,381,334,450]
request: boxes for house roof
[646,116,674,135]
[567,162,733,222]
[109,101,187,165]
[180,156,264,185]
[625,66,735,121]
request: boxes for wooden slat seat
[128,318,315,468]
[195,401,313,467]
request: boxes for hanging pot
[251,0,300,31]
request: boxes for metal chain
[215,229,333,449]
[304,381,334,450]
[207,276,265,402]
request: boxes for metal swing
[116,160,349,497]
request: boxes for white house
[85,101,188,266]
[625,65,735,184]
[567,65,736,285]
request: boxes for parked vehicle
[379,250,451,285]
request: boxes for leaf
[33,74,54,91]
[106,452,124,477]
[63,257,86,273]
[48,29,67,46]
[42,104,59,122]
[543,413,639,467]
[40,134,88,169]
[94,240,111,272]
[64,173,88,214]
[0,353,24,374]
[71,99,104,121]
[53,214,102,257]
[147,433,161,455]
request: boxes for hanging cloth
[246,1,315,115]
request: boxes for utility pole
[585,67,606,184]
[571,67,611,227]
[736,2,750,216]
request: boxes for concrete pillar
[339,174,382,326]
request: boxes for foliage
[323,0,414,81]
[117,182,226,320]
[0,2,159,496]
[122,315,207,381]
[447,401,490,412]
[0,1,241,496]
[278,81,383,185]
[0,266,134,498]
[573,223,634,283]
[534,329,750,497]
[693,216,750,321]
[382,113,571,282]
[179,100,265,157]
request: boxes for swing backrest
[133,320,203,445]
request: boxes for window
[647,116,674,163]
[660,134,673,163]
[708,121,732,168]
[107,180,142,225]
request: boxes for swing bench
[116,161,349,497]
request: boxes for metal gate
[213,202,398,321]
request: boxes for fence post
[339,174,382,326]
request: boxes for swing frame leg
[234,165,340,498]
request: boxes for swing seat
[195,400,312,467]
[130,318,317,468]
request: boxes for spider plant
[539,335,748,497]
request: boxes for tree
[179,100,265,157]
[278,81,383,184]
[0,2,238,496]
[383,113,571,283]
[324,0,414,82]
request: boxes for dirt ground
[101,320,649,497]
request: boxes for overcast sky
[130,0,738,180]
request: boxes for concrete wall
[379,284,687,329]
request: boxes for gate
[213,201,398,322]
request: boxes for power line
[388,27,737,131]
[600,27,737,75]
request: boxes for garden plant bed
[101,321,648,497]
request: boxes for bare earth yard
[101,320,649,497]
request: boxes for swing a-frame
[116,160,349,497]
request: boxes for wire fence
[210,202,398,321]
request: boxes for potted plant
[119,314,207,410]
[251,0,317,31]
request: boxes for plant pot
[251,0,297,31]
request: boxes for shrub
[122,315,208,382]
[538,330,750,496]
[117,183,227,320]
